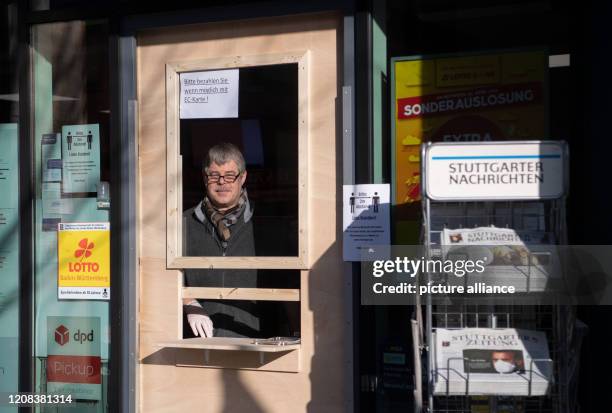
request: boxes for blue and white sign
[424,141,567,201]
[343,184,390,261]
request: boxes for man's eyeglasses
[206,172,241,184]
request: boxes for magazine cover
[434,328,552,396]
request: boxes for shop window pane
[32,20,110,410]
[0,3,19,409]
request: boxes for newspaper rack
[414,141,582,413]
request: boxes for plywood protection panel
[137,13,344,413]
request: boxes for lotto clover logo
[75,238,95,261]
[67,237,100,273]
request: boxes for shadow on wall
[141,348,268,413]
[306,240,346,413]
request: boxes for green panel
[372,18,387,184]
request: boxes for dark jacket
[183,201,259,338]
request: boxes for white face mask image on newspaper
[494,359,517,374]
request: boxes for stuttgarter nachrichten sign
[424,141,566,201]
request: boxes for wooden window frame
[165,51,310,270]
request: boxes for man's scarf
[201,189,249,242]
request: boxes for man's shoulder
[183,204,208,228]
[182,206,196,222]
[183,205,197,217]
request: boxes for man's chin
[209,197,231,208]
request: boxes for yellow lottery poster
[57,222,110,300]
[392,50,547,208]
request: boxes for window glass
[32,20,111,409]
[182,269,300,339]
[181,63,299,257]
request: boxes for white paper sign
[343,184,390,261]
[180,69,239,119]
[425,141,566,201]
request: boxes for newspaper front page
[434,328,552,396]
[440,227,557,292]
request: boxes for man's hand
[184,300,214,338]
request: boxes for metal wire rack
[416,142,580,413]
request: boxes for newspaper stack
[434,328,552,396]
[440,226,558,292]
[469,396,526,413]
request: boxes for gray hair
[203,142,246,174]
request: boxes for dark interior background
[180,63,299,257]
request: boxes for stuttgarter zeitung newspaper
[434,328,552,396]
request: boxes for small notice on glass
[180,69,239,119]
[343,184,391,261]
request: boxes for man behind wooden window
[183,142,259,338]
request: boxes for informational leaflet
[42,182,74,232]
[0,124,18,209]
[0,125,19,400]
[57,222,110,300]
[42,182,66,216]
[41,133,62,182]
[343,184,390,261]
[0,124,19,342]
[47,316,101,400]
[61,124,100,194]
[434,328,552,396]
[0,124,19,402]
[180,69,239,119]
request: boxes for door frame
[116,4,357,412]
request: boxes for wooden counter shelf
[157,337,301,373]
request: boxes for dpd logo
[55,325,69,346]
[54,324,95,346]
